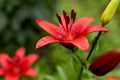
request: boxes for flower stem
[85,24,105,61]
[86,32,102,61]
[78,66,83,80]
[71,49,85,80]
[77,24,106,80]
[77,56,87,80]
[76,56,84,80]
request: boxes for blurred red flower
[36,10,108,50]
[0,47,38,80]
[106,77,120,80]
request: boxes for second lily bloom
[0,47,38,80]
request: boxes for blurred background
[0,0,120,80]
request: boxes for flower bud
[89,49,120,76]
[101,0,119,25]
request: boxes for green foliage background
[0,0,120,80]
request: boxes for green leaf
[56,66,68,80]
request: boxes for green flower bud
[101,0,119,25]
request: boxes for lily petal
[81,25,108,36]
[15,47,26,59]
[24,68,37,77]
[0,69,4,75]
[0,54,11,68]
[23,54,38,67]
[72,17,94,35]
[36,36,60,49]
[36,20,61,38]
[70,36,89,50]
[6,75,19,80]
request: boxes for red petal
[23,68,37,77]
[15,47,26,59]
[70,36,90,50]
[0,69,4,75]
[6,75,19,80]
[22,54,38,67]
[0,54,11,68]
[36,36,60,49]
[36,20,61,38]
[81,25,108,36]
[72,17,94,35]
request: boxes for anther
[66,16,70,25]
[63,10,70,26]
[56,13,62,25]
[71,9,76,22]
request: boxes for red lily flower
[0,47,38,80]
[36,10,108,50]
[106,77,120,80]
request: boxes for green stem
[86,31,102,61]
[77,33,102,80]
[74,53,87,80]
[85,24,105,61]
[77,56,86,80]
[78,66,83,80]
[71,49,84,80]
[77,24,106,80]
